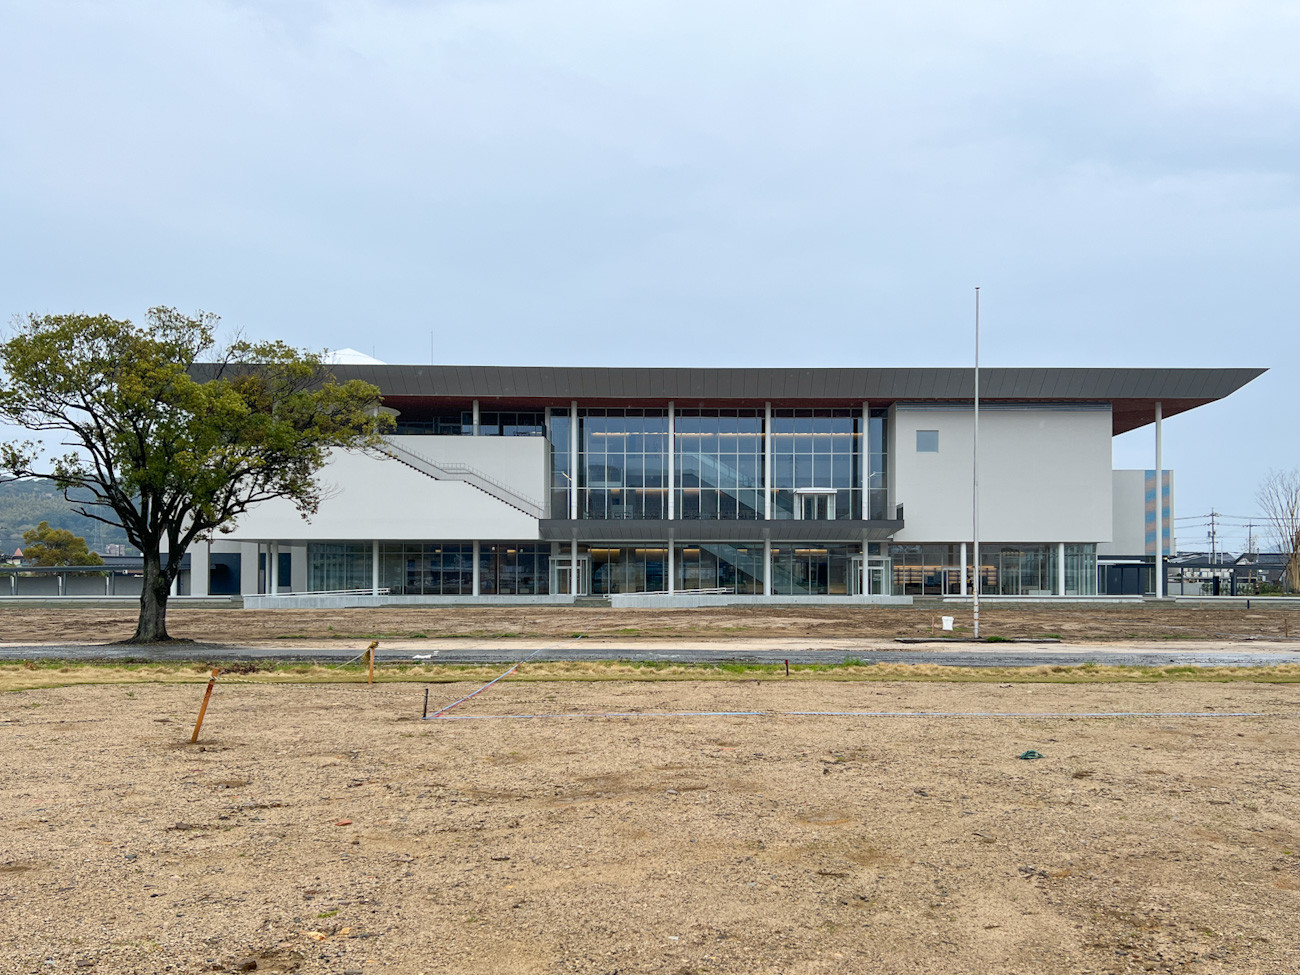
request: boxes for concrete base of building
[609,593,914,608]
[241,593,579,610]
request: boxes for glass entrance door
[550,556,590,595]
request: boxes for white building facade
[194,366,1262,604]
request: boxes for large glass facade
[867,410,889,520]
[770,545,855,595]
[548,409,571,518]
[890,544,965,596]
[578,409,670,520]
[312,543,550,595]
[546,404,891,525]
[889,543,1099,596]
[379,543,475,595]
[478,544,550,595]
[675,543,764,593]
[308,543,373,592]
[588,546,670,595]
[770,409,862,520]
[675,409,764,520]
[1063,544,1098,596]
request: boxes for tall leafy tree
[0,308,391,642]
[20,520,105,566]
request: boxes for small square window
[916,430,939,452]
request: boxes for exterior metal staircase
[381,439,544,519]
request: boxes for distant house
[1233,553,1291,590]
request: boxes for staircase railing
[381,439,544,518]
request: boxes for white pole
[1154,400,1163,598]
[973,287,981,639]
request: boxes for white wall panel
[892,406,1112,543]
[224,440,543,542]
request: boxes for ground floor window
[676,543,764,594]
[770,545,854,595]
[588,547,670,595]
[888,543,1098,596]
[308,543,372,592]
[480,544,550,595]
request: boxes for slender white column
[667,401,675,521]
[764,401,772,520]
[570,537,579,596]
[1058,541,1066,596]
[472,540,481,597]
[270,541,279,594]
[569,401,579,520]
[371,539,379,596]
[960,542,968,596]
[763,537,772,595]
[1155,401,1163,598]
[667,535,675,595]
[472,399,480,436]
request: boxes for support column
[764,402,773,520]
[1058,541,1066,596]
[472,399,480,436]
[960,542,968,596]
[371,540,380,596]
[191,540,211,597]
[570,537,579,597]
[1155,401,1163,598]
[667,532,675,595]
[763,536,772,596]
[569,401,579,520]
[667,401,675,521]
[269,542,279,594]
[472,540,481,597]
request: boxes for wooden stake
[368,640,378,685]
[191,668,219,743]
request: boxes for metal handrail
[382,439,544,517]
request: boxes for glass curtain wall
[770,410,861,520]
[1063,544,1097,595]
[547,409,571,518]
[675,409,764,520]
[478,544,550,595]
[867,409,889,519]
[588,546,670,595]
[675,543,764,593]
[377,543,475,595]
[308,543,372,592]
[578,409,670,520]
[770,545,854,595]
[888,544,965,596]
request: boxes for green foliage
[0,481,132,553]
[0,307,392,641]
[20,521,104,566]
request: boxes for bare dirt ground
[2,678,1298,975]
[1,603,1299,646]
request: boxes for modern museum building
[192,364,1263,605]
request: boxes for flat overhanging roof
[199,364,1266,436]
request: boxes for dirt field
[1,603,1299,646]
[2,677,1298,975]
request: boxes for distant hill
[0,481,134,556]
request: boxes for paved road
[2,643,1298,668]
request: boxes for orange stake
[191,668,219,743]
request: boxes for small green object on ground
[1018,750,1045,760]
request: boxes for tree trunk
[130,547,172,643]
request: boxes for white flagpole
[973,287,981,640]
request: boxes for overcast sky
[2,1,1295,553]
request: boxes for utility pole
[1208,510,1219,563]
